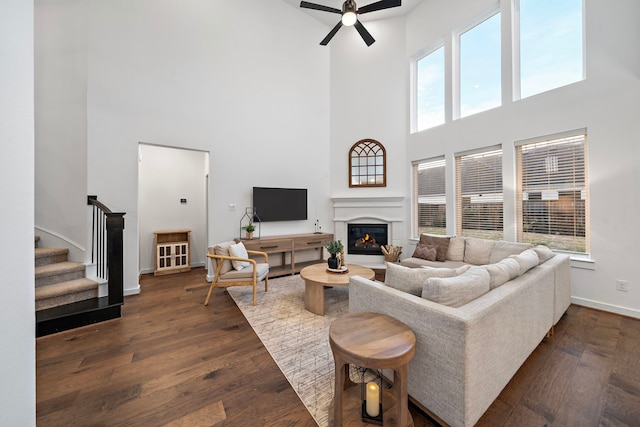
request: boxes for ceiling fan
[300,0,402,46]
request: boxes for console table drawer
[294,235,333,249]
[243,239,293,252]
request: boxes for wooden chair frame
[205,250,269,306]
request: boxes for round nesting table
[329,311,416,427]
[300,263,375,316]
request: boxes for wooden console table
[238,233,333,277]
[329,312,416,427]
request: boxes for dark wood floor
[37,268,640,426]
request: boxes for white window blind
[412,158,446,236]
[455,148,503,239]
[516,133,589,253]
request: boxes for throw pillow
[385,262,467,296]
[463,237,496,265]
[418,234,451,262]
[533,245,556,263]
[228,242,250,270]
[510,249,540,276]
[446,237,466,262]
[213,241,236,274]
[422,266,490,308]
[412,243,437,261]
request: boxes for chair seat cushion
[217,263,269,282]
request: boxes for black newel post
[106,213,125,306]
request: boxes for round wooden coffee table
[300,263,375,316]
[329,311,416,427]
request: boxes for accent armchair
[205,241,269,306]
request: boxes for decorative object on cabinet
[153,230,191,276]
[240,207,260,240]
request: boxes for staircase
[35,246,99,311]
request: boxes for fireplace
[347,224,388,255]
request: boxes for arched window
[349,139,386,187]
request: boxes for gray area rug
[227,274,350,427]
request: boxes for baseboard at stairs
[36,297,122,337]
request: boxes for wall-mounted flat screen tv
[252,187,308,222]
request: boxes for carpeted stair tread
[36,261,86,287]
[35,277,98,300]
[36,261,84,277]
[35,247,69,266]
[35,276,99,311]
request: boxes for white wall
[401,0,640,317]
[138,144,208,273]
[34,0,88,261]
[35,0,332,294]
[0,0,36,424]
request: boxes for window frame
[454,6,502,120]
[412,156,447,238]
[412,43,446,133]
[455,145,504,239]
[515,129,590,254]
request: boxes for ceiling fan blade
[320,21,343,45]
[358,0,402,14]
[354,20,376,46]
[300,1,342,14]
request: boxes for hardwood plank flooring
[37,268,640,426]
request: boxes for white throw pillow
[510,249,539,275]
[385,262,468,296]
[228,242,250,270]
[422,266,490,307]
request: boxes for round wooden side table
[329,312,416,427]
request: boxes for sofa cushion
[385,262,468,296]
[214,241,236,274]
[422,266,490,307]
[533,245,556,263]
[489,241,534,264]
[510,249,540,275]
[412,243,438,261]
[400,258,469,269]
[463,237,496,265]
[446,237,466,261]
[217,262,269,281]
[229,242,250,270]
[496,257,521,280]
[485,263,511,289]
[419,234,450,262]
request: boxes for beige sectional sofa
[348,235,571,427]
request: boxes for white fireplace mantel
[331,196,406,266]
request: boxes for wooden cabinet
[239,233,333,277]
[154,230,191,276]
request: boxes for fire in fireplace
[347,223,389,255]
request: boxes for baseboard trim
[571,297,640,319]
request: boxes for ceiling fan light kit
[300,0,402,46]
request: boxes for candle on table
[365,381,380,417]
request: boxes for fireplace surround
[331,196,405,266]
